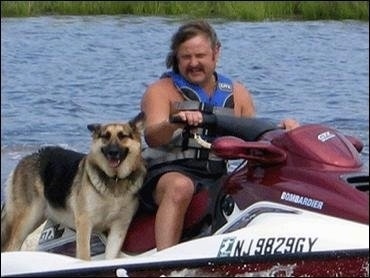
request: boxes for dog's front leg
[105,223,129,259]
[75,216,92,260]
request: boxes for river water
[1,16,368,198]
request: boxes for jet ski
[1,111,368,277]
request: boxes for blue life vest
[161,71,234,108]
[142,71,235,167]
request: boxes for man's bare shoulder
[144,77,183,103]
[147,77,173,92]
[232,81,249,92]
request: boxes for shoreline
[1,1,369,21]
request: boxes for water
[1,16,369,199]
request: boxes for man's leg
[154,172,194,250]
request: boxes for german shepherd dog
[1,112,146,260]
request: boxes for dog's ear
[129,112,145,132]
[87,123,101,134]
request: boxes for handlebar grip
[169,114,217,126]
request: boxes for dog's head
[87,112,145,179]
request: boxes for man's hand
[279,118,300,130]
[173,111,203,126]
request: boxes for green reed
[1,1,368,21]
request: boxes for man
[140,20,299,251]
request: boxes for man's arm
[141,81,183,147]
[233,82,256,117]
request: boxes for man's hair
[166,20,221,73]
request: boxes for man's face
[176,34,219,87]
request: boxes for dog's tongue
[108,159,121,168]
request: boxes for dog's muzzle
[101,144,128,168]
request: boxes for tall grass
[1,1,368,21]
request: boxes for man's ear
[213,45,221,61]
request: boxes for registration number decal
[218,236,318,257]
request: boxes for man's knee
[157,173,195,204]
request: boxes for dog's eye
[101,132,111,140]
[117,131,132,140]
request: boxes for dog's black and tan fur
[1,112,146,260]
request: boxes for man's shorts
[139,159,227,212]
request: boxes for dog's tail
[1,170,15,252]
[1,201,10,251]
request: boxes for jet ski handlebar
[170,113,280,141]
